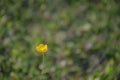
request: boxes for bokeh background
[0,0,120,80]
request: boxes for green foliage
[0,0,120,80]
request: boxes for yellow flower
[36,44,48,53]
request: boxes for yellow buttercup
[36,43,48,75]
[36,44,48,53]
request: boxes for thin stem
[42,53,44,67]
[42,53,45,75]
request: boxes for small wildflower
[36,44,48,53]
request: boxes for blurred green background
[0,0,120,80]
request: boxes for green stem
[42,53,45,75]
[42,53,44,67]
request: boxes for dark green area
[0,0,120,80]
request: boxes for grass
[0,0,120,80]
